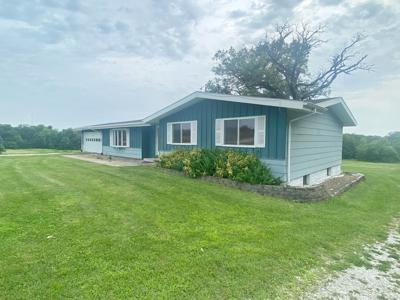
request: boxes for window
[216,116,265,148]
[303,174,310,186]
[110,129,129,147]
[181,123,191,143]
[167,121,197,145]
[172,124,181,143]
[327,167,332,176]
[224,120,238,145]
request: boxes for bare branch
[206,23,371,100]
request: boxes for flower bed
[159,148,281,185]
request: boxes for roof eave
[76,122,151,131]
[143,91,313,123]
[317,97,357,126]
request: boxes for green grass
[0,157,399,299]
[2,148,79,155]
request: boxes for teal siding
[102,128,142,148]
[289,111,343,180]
[142,126,156,158]
[101,127,145,159]
[131,127,142,148]
[158,99,287,160]
[102,146,142,159]
[102,129,110,146]
[260,159,287,181]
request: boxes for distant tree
[343,133,400,163]
[378,145,400,163]
[387,132,400,154]
[0,136,5,154]
[342,134,361,159]
[0,124,80,150]
[56,129,80,150]
[205,24,371,100]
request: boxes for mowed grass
[2,148,79,155]
[0,157,399,299]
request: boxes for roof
[76,119,150,130]
[314,97,357,126]
[77,91,356,130]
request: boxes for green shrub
[216,150,281,185]
[183,148,219,178]
[159,148,281,185]
[159,148,189,171]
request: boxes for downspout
[287,109,318,184]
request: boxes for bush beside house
[159,149,281,185]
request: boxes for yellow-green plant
[159,148,281,185]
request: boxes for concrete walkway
[63,154,154,167]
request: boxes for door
[82,131,102,153]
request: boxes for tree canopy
[205,24,370,100]
[343,132,400,163]
[0,136,5,154]
[0,124,80,151]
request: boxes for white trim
[190,121,197,145]
[110,128,130,148]
[218,144,262,149]
[215,115,265,148]
[143,92,313,124]
[77,122,150,131]
[215,119,223,146]
[255,115,266,147]
[317,97,357,126]
[167,120,197,146]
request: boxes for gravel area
[321,172,365,198]
[305,222,400,299]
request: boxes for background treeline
[1,124,399,163]
[0,124,80,152]
[343,132,400,163]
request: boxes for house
[78,92,357,186]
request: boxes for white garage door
[83,131,103,154]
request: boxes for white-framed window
[215,115,266,148]
[167,121,197,145]
[110,129,130,147]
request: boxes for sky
[0,0,399,136]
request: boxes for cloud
[0,0,203,59]
[0,0,399,135]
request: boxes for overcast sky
[0,0,399,136]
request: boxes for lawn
[2,148,79,155]
[0,156,399,299]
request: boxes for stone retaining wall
[158,168,365,202]
[201,173,365,202]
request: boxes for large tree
[204,24,371,100]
